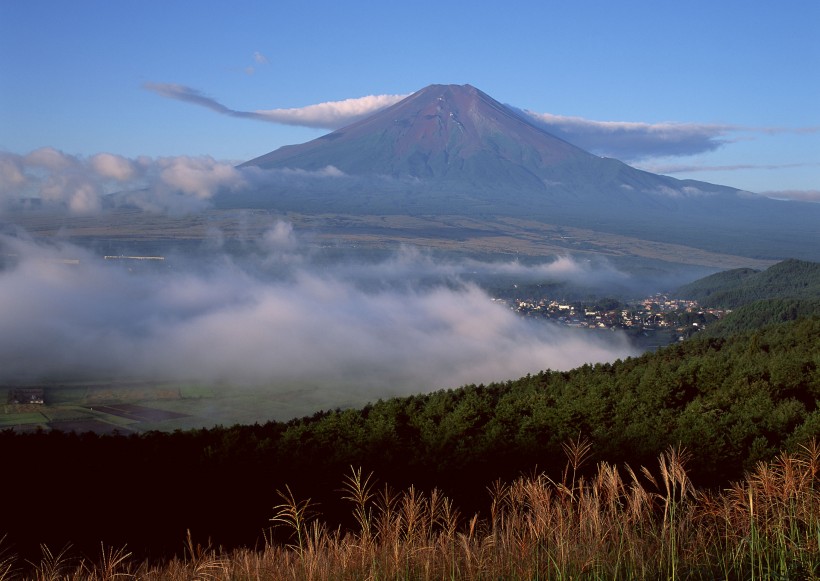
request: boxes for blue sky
[1,0,818,197]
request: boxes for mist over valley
[1,224,656,422]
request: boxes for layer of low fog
[0,227,638,400]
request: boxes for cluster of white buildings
[501,293,728,334]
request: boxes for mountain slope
[677,259,820,308]
[245,84,599,189]
[225,84,820,262]
[241,84,737,202]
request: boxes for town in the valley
[497,293,728,346]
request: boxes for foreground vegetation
[2,259,819,574]
[2,315,818,565]
[3,441,819,579]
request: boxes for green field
[2,379,381,433]
[0,409,49,431]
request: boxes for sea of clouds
[0,226,637,397]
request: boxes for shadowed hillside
[677,259,820,308]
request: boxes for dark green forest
[676,258,820,308]
[703,297,820,336]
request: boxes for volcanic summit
[241,84,734,201]
[227,84,820,262]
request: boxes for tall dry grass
[3,441,819,580]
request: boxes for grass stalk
[5,441,820,579]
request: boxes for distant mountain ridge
[221,84,820,262]
[677,259,820,308]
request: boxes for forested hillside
[703,297,820,337]
[677,259,820,308]
[2,316,819,563]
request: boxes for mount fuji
[221,84,819,262]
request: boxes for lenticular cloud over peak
[0,232,636,400]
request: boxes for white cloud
[24,146,76,171]
[0,154,26,190]
[519,109,733,160]
[759,190,820,202]
[256,220,302,264]
[262,165,346,179]
[637,161,820,175]
[156,156,244,199]
[253,51,268,65]
[453,255,630,287]
[252,94,407,128]
[0,148,253,215]
[3,148,107,215]
[90,153,137,181]
[143,82,408,129]
[520,109,820,163]
[0,234,637,404]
